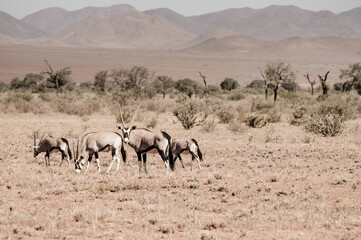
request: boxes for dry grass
[0,109,361,239]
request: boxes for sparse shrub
[245,109,280,128]
[245,113,270,128]
[216,108,234,123]
[245,98,281,128]
[146,115,158,129]
[111,90,131,106]
[202,117,217,132]
[290,105,308,126]
[305,113,343,136]
[173,101,207,129]
[250,98,273,112]
[6,92,33,103]
[227,89,245,101]
[58,99,101,117]
[228,120,247,133]
[38,93,52,102]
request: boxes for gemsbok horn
[117,104,174,174]
[74,132,126,173]
[172,138,203,170]
[33,132,72,167]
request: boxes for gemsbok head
[172,138,203,170]
[33,132,72,167]
[117,104,174,174]
[74,131,126,173]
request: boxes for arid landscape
[1,3,361,240]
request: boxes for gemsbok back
[117,104,174,174]
[33,132,72,167]
[172,138,203,170]
[74,132,126,173]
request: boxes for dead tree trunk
[258,66,268,100]
[318,71,330,95]
[43,60,69,95]
[199,71,208,96]
[304,73,316,95]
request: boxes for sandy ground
[0,45,360,87]
[0,111,360,239]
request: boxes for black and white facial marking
[118,126,136,144]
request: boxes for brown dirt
[0,111,360,239]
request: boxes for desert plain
[0,42,360,240]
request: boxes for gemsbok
[33,133,72,167]
[117,104,174,174]
[172,138,203,170]
[74,132,126,173]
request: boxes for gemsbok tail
[62,138,72,160]
[162,131,174,171]
[191,138,203,161]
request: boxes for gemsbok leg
[94,152,101,172]
[142,154,148,175]
[177,154,185,168]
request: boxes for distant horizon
[1,0,360,19]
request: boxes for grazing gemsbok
[172,138,203,170]
[117,104,174,174]
[74,132,126,173]
[33,133,72,167]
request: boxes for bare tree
[318,71,330,95]
[304,73,317,95]
[261,61,294,103]
[42,60,71,95]
[110,68,129,88]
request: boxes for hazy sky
[1,0,360,19]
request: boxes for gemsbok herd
[32,104,203,174]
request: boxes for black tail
[191,138,203,161]
[62,138,72,160]
[121,144,127,163]
[162,131,174,171]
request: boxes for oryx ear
[131,126,137,130]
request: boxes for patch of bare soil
[0,113,360,239]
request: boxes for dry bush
[228,120,247,133]
[5,92,33,103]
[58,99,101,117]
[216,108,234,123]
[305,113,344,136]
[202,117,217,132]
[227,89,245,101]
[146,115,158,129]
[173,101,207,129]
[245,108,280,128]
[290,105,308,126]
